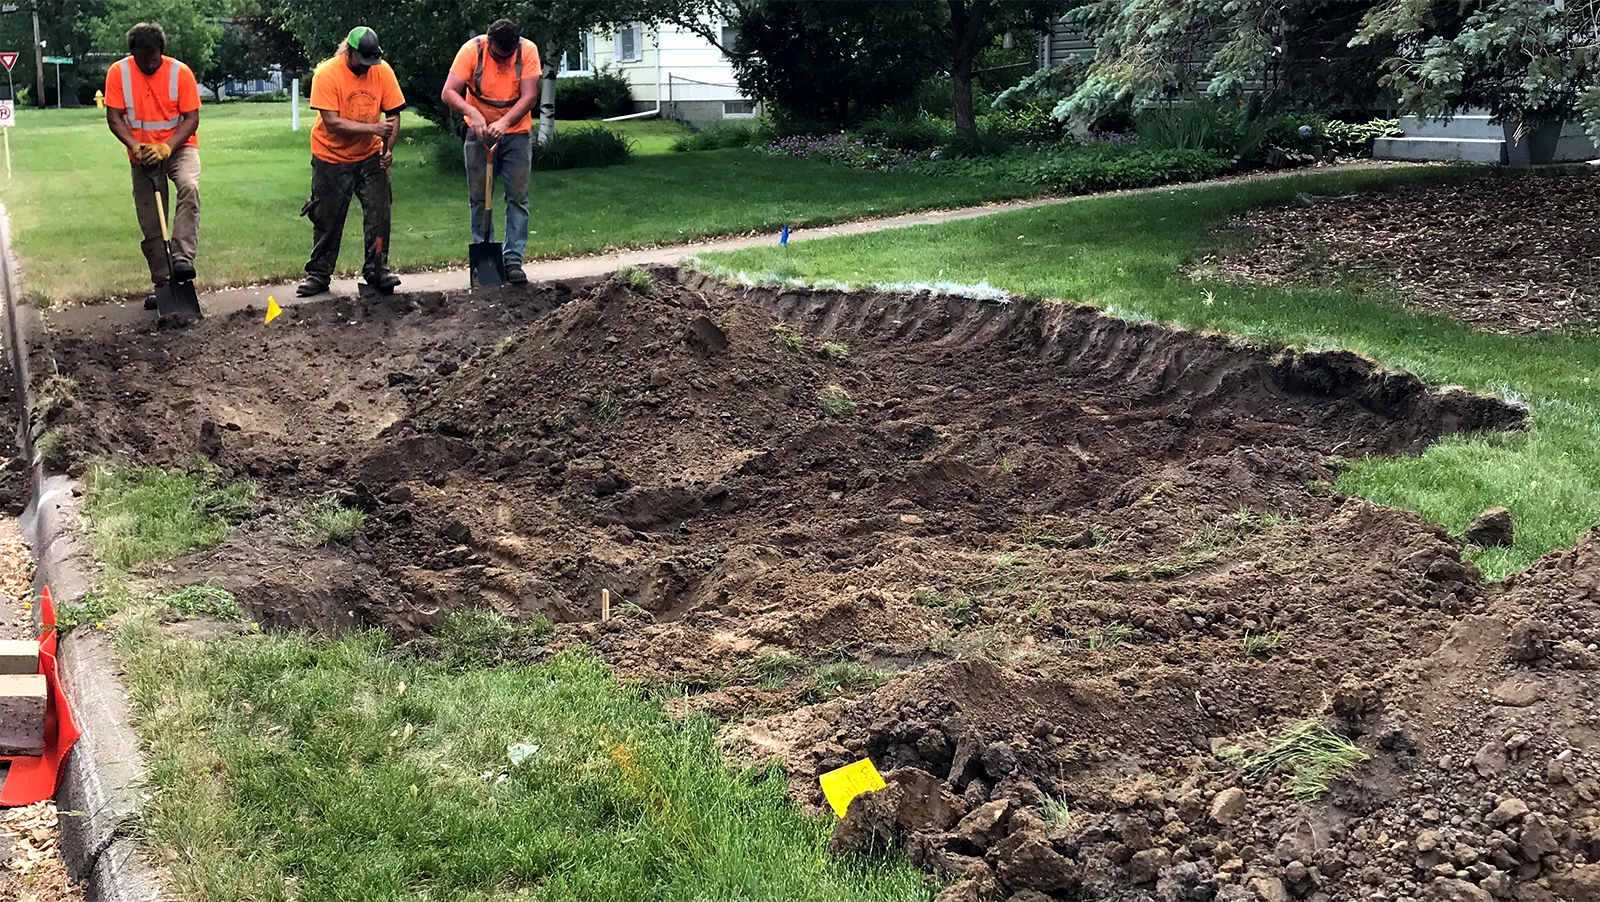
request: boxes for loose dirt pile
[42,269,1587,901]
[1211,174,1600,334]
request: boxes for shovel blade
[155,281,202,327]
[470,241,505,288]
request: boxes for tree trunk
[948,0,989,139]
[537,70,557,145]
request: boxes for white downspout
[604,28,662,121]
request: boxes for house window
[615,23,642,62]
[723,100,756,118]
[558,33,593,75]
[720,25,739,54]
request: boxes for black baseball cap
[347,26,382,66]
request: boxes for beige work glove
[134,142,173,166]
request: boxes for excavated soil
[1211,173,1600,335]
[42,269,1600,902]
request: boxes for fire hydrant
[94,90,104,110]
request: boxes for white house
[556,19,759,124]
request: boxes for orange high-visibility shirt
[103,55,201,159]
[449,36,541,135]
[310,55,407,164]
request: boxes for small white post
[602,589,611,621]
[4,129,11,180]
[291,77,299,131]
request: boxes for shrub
[1134,99,1273,160]
[977,105,1065,146]
[531,126,633,171]
[555,68,632,119]
[245,90,290,103]
[671,121,773,152]
[856,113,951,152]
[1259,114,1402,158]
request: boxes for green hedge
[910,144,1230,194]
[556,69,632,119]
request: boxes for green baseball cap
[346,26,383,65]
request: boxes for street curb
[1,202,170,900]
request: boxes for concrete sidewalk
[47,160,1401,333]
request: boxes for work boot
[297,275,330,297]
[365,270,402,293]
[171,258,196,283]
[505,264,527,285]
[144,281,164,310]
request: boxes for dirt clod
[1466,507,1515,548]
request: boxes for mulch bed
[1215,173,1600,334]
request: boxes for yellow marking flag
[819,757,886,818]
[264,296,282,324]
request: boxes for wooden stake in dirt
[602,589,611,622]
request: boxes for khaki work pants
[130,145,201,285]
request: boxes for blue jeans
[464,132,531,266]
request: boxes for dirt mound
[737,524,1600,902]
[1211,174,1600,335]
[43,269,1548,901]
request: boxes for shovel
[147,171,202,326]
[469,142,505,288]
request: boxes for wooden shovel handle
[152,188,171,243]
[485,147,494,214]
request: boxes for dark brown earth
[41,269,1600,902]
[1211,173,1600,335]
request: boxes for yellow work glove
[134,143,173,166]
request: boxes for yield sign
[0,54,16,72]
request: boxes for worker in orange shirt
[440,18,540,285]
[102,22,201,309]
[298,26,405,297]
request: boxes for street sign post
[0,100,13,180]
[41,57,70,110]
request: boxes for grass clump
[1242,718,1367,801]
[771,322,805,352]
[804,660,888,700]
[434,609,553,669]
[913,589,976,626]
[1240,630,1285,659]
[730,649,803,689]
[1083,622,1133,651]
[588,390,625,421]
[119,629,929,902]
[818,384,858,419]
[618,266,656,296]
[164,584,240,619]
[816,341,849,359]
[1041,796,1072,832]
[82,463,256,572]
[296,494,365,546]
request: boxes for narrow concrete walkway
[47,160,1403,333]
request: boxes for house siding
[586,18,759,122]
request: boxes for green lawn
[120,622,928,902]
[702,166,1600,579]
[0,103,1037,302]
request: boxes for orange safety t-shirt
[102,56,201,159]
[309,55,407,164]
[448,37,541,134]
